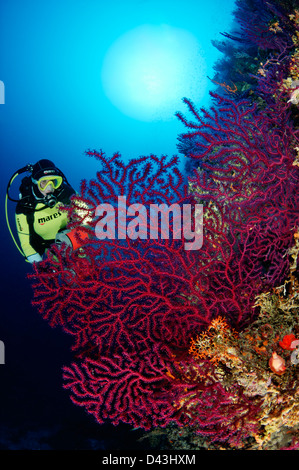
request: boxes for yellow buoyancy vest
[15,202,69,257]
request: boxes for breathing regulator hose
[5,164,33,261]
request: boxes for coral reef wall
[29,0,299,450]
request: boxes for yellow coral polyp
[189,317,240,365]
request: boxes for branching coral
[172,359,262,449]
[187,234,299,449]
[189,317,240,366]
[177,90,299,333]
[171,3,299,449]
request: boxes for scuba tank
[5,164,34,260]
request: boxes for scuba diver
[6,159,81,264]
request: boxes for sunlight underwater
[101,24,207,122]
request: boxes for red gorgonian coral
[28,149,265,434]
[176,91,299,326]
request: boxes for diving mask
[34,175,63,192]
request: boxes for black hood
[31,159,63,181]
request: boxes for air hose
[5,165,33,261]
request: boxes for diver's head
[31,159,64,206]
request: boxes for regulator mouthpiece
[43,194,57,208]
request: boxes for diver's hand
[27,253,43,264]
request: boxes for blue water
[0,0,236,450]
